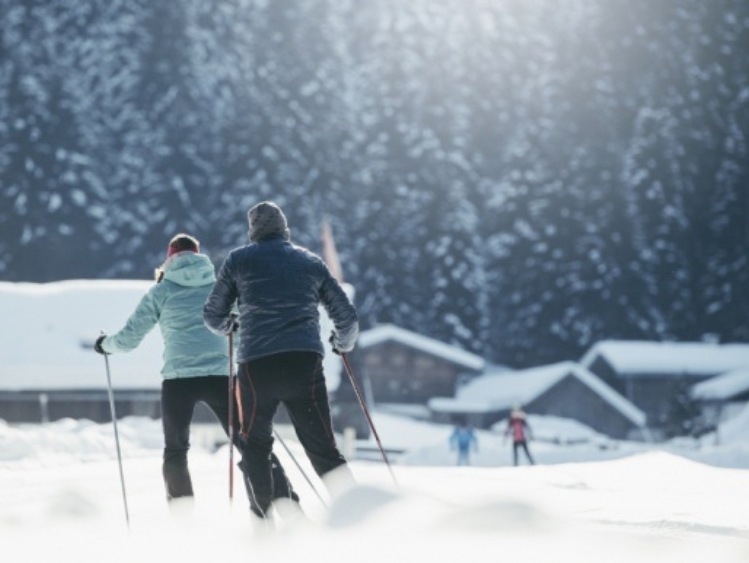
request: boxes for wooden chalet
[429,361,646,440]
[357,324,485,415]
[580,340,749,437]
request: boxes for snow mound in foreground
[2,475,747,563]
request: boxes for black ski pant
[512,440,535,466]
[161,375,298,509]
[237,351,351,516]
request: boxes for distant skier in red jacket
[504,406,535,466]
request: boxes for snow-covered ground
[1,280,748,561]
[1,410,749,562]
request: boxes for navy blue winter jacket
[203,235,358,363]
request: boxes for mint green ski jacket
[101,252,228,379]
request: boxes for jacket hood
[162,252,216,287]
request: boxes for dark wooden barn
[580,340,749,438]
[0,389,161,423]
[357,324,485,415]
[429,362,647,440]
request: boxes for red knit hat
[166,233,200,258]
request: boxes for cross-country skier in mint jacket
[94,233,298,512]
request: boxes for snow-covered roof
[580,340,749,378]
[0,280,163,391]
[691,369,749,402]
[0,279,349,394]
[358,324,485,371]
[429,361,646,427]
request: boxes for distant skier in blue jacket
[94,233,298,512]
[450,419,478,466]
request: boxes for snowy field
[1,280,748,561]
[1,412,749,563]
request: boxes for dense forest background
[1,0,748,368]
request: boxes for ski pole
[273,428,328,508]
[340,353,398,487]
[228,332,235,501]
[102,349,131,528]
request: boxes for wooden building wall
[587,356,717,434]
[430,374,643,440]
[360,341,468,404]
[0,390,161,423]
[586,357,623,394]
[530,375,639,439]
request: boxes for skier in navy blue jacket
[204,201,359,518]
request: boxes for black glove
[329,331,341,356]
[94,335,107,355]
[229,313,239,333]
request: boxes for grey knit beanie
[247,201,291,242]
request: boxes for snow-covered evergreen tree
[0,0,747,366]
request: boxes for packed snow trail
[1,419,748,562]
